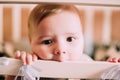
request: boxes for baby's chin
[59,59,81,62]
[58,58,69,62]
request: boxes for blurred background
[0,1,120,80]
[0,3,120,62]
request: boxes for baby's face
[31,11,84,62]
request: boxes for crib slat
[0,0,120,7]
[0,57,119,78]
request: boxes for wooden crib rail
[0,57,120,79]
[0,0,120,7]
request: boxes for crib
[0,0,120,79]
[0,57,120,79]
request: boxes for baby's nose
[54,48,68,62]
[53,41,68,61]
[54,49,66,55]
[54,43,67,55]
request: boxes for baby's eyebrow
[38,35,51,39]
[64,32,78,35]
[64,32,81,38]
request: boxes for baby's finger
[26,53,32,65]
[107,57,119,63]
[21,51,27,65]
[14,50,21,59]
[111,58,118,62]
[32,54,38,62]
[118,58,120,62]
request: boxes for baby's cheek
[68,52,81,61]
[32,47,53,60]
[37,52,53,60]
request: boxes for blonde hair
[28,3,80,41]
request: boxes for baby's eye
[66,37,75,42]
[42,40,53,45]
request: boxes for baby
[5,4,93,80]
[7,3,120,80]
[15,3,93,65]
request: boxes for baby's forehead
[39,9,80,23]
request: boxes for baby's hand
[15,51,38,65]
[107,57,120,63]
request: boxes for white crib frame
[0,57,119,79]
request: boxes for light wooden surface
[0,0,120,7]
